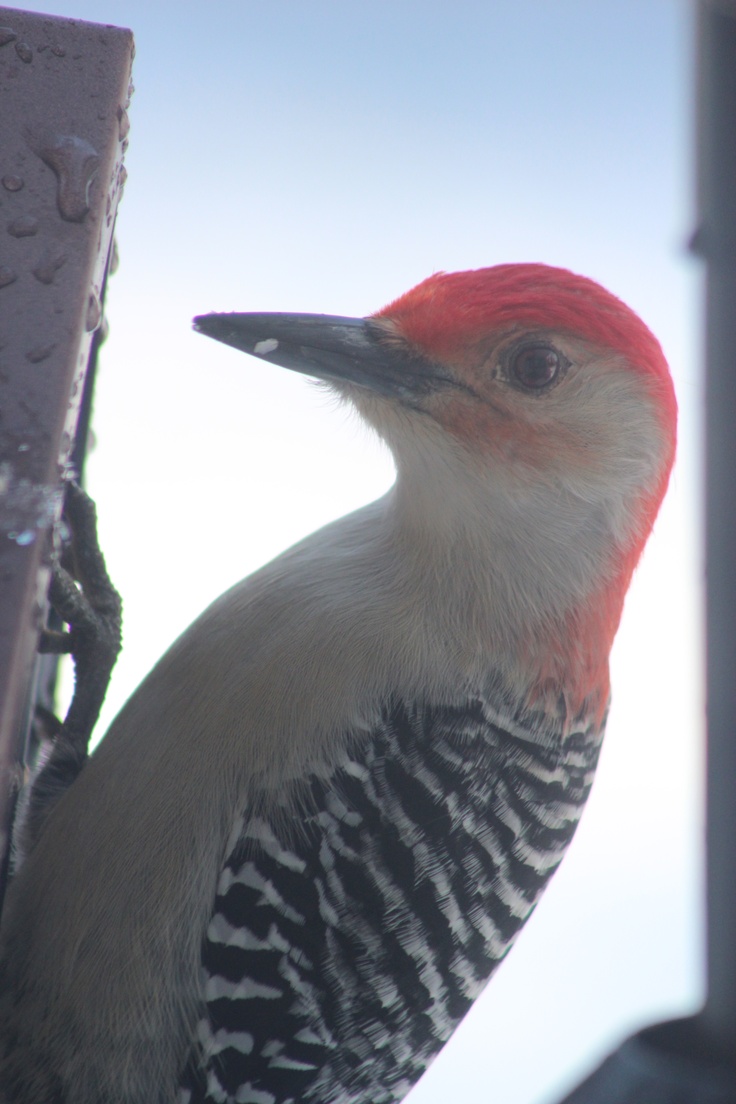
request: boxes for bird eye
[509,342,564,391]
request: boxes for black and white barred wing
[179,696,602,1104]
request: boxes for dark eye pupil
[512,344,560,388]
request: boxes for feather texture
[178,690,602,1104]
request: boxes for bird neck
[384,455,639,728]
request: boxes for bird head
[194,265,676,723]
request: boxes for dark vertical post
[697,0,736,1064]
[0,8,133,901]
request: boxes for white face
[338,328,670,631]
[350,329,664,523]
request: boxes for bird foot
[21,482,122,855]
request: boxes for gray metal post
[697,0,736,1065]
[0,7,133,902]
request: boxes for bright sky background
[19,2,702,1101]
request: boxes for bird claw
[22,482,122,854]
[39,485,122,673]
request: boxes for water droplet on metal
[85,293,101,332]
[2,174,24,191]
[10,530,36,546]
[0,266,17,288]
[39,134,100,223]
[117,106,130,141]
[0,27,17,47]
[26,344,55,363]
[15,40,32,63]
[33,251,67,284]
[7,214,39,237]
[0,464,62,543]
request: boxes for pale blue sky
[15,2,701,1102]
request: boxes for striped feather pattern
[178,690,603,1104]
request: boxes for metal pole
[0,7,133,908]
[697,0,736,1064]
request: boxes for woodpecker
[0,264,676,1104]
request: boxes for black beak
[192,312,454,400]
